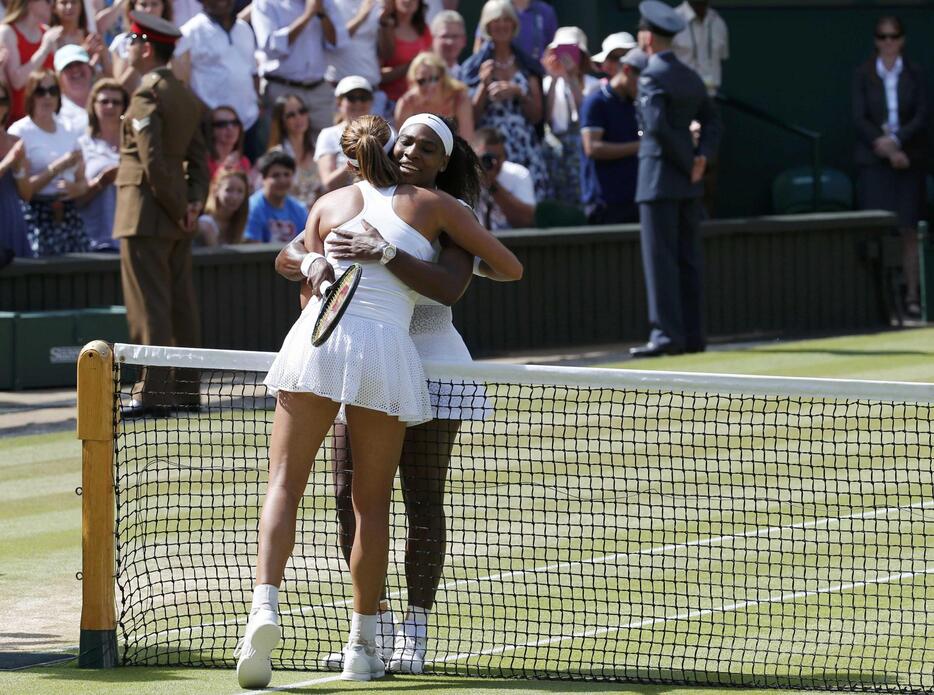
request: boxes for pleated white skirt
[265,302,432,426]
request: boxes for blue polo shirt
[579,84,640,208]
[244,190,308,244]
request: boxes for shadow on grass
[27,661,198,685]
[283,667,904,694]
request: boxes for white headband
[347,128,397,167]
[400,113,454,156]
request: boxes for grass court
[2,327,934,694]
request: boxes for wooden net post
[76,341,118,667]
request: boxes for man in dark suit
[114,12,209,412]
[630,0,721,358]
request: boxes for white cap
[547,26,588,52]
[334,75,373,97]
[54,44,91,74]
[591,32,637,63]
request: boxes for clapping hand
[479,59,496,85]
[488,81,519,101]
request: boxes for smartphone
[553,44,581,66]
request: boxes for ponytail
[340,115,401,189]
[435,118,482,207]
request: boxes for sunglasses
[875,32,903,41]
[416,75,441,87]
[35,85,60,98]
[284,106,308,120]
[342,93,372,104]
[212,118,241,129]
[96,98,124,107]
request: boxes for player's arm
[432,192,523,281]
[328,222,473,306]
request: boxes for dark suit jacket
[114,67,209,239]
[852,56,928,167]
[635,51,721,203]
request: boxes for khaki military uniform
[115,66,209,407]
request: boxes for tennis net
[97,343,934,691]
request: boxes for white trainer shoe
[387,623,427,675]
[325,610,395,670]
[235,607,281,689]
[340,642,386,681]
[375,610,397,660]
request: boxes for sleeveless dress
[265,181,435,425]
[409,240,490,421]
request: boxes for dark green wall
[459,1,934,217]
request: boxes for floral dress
[472,71,547,201]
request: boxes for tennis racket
[311,263,362,347]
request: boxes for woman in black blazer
[852,15,928,316]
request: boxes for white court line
[237,673,343,694]
[142,498,934,644]
[235,564,934,693]
[433,564,934,664]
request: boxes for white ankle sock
[350,612,378,645]
[252,584,279,613]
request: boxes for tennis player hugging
[235,113,522,687]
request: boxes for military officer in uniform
[113,12,209,412]
[630,0,721,358]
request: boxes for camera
[480,152,498,171]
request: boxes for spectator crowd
[0,0,719,258]
[0,0,925,325]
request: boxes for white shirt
[876,56,903,136]
[672,1,729,94]
[325,0,381,85]
[176,13,259,129]
[252,0,348,82]
[543,74,599,134]
[9,115,80,196]
[476,160,535,231]
[173,0,204,28]
[314,122,347,168]
[58,96,89,134]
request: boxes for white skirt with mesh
[410,304,492,421]
[265,305,433,426]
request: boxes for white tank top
[324,181,435,331]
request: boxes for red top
[381,27,432,102]
[10,24,54,123]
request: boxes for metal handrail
[715,93,823,210]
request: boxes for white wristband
[300,252,326,278]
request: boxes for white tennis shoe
[340,642,386,681]
[387,623,427,674]
[235,607,281,689]
[323,610,395,670]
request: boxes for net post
[76,340,118,668]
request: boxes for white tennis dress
[264,182,435,425]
